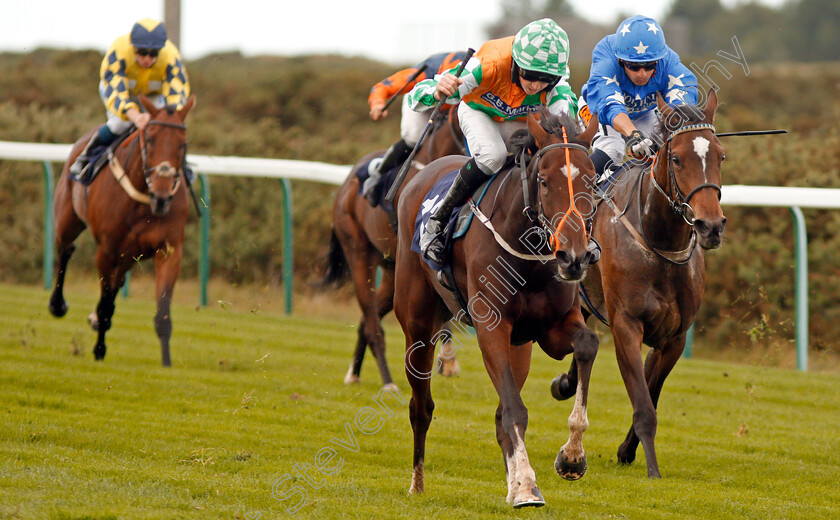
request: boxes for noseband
[650,123,720,225]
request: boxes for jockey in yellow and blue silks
[581,15,697,178]
[407,19,578,264]
[70,18,191,177]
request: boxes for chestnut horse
[567,90,725,477]
[394,110,600,507]
[49,95,196,367]
[320,109,465,387]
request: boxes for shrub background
[1,50,838,358]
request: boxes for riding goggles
[621,60,657,72]
[136,48,159,58]
[519,67,559,85]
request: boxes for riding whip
[717,129,787,137]
[384,48,475,204]
[382,64,429,113]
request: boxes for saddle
[70,130,133,186]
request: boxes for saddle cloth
[410,169,494,272]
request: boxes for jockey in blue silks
[580,15,698,179]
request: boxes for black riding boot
[363,138,413,206]
[420,158,489,264]
[70,133,108,178]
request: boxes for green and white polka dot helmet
[512,18,569,78]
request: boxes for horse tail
[314,230,350,289]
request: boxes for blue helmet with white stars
[613,15,667,62]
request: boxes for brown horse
[320,109,465,388]
[569,90,725,478]
[394,110,600,507]
[49,95,196,367]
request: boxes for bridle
[108,119,187,205]
[139,120,188,197]
[649,122,720,226]
[525,128,593,253]
[469,126,594,263]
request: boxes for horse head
[656,89,726,249]
[139,95,195,216]
[526,109,599,281]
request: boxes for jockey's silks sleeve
[582,35,697,127]
[99,34,191,120]
[407,37,577,122]
[368,51,467,109]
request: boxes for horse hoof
[343,364,360,385]
[550,374,575,401]
[439,357,460,377]
[512,487,545,508]
[88,311,100,331]
[382,382,399,393]
[93,345,106,361]
[555,452,587,480]
[48,299,68,318]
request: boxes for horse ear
[139,95,158,116]
[527,111,550,148]
[656,92,671,115]
[579,112,599,146]
[179,95,196,118]
[703,88,718,123]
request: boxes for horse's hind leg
[153,243,183,367]
[49,177,86,317]
[437,323,460,377]
[617,335,685,476]
[346,246,393,386]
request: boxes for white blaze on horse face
[693,136,711,177]
[562,164,581,180]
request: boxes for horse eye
[721,153,726,161]
[538,176,547,188]
[672,155,681,166]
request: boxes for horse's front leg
[612,313,661,477]
[539,308,599,480]
[617,334,686,474]
[92,251,125,361]
[154,243,183,367]
[478,324,543,508]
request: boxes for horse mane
[659,103,707,135]
[536,107,582,144]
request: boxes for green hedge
[1,50,838,355]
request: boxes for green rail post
[790,206,808,371]
[683,323,694,359]
[198,173,211,307]
[280,178,293,314]
[42,162,54,289]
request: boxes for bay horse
[49,95,196,367]
[565,90,725,478]
[394,109,600,507]
[320,108,465,388]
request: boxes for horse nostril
[556,250,571,267]
[694,219,710,237]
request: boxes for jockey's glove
[625,130,656,159]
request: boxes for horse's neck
[640,156,694,250]
[114,136,144,183]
